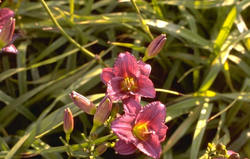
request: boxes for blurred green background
[0,0,250,158]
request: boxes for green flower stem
[40,0,95,59]
[20,134,117,156]
[142,56,148,62]
[65,133,70,144]
[90,125,98,134]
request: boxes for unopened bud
[94,143,107,156]
[228,153,240,159]
[0,18,15,48]
[93,95,112,128]
[90,132,98,140]
[0,8,15,26]
[63,108,74,134]
[110,104,119,118]
[143,34,166,61]
[216,143,225,152]
[70,91,96,115]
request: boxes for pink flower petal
[100,67,114,85]
[137,60,151,77]
[1,44,18,54]
[113,52,140,78]
[0,8,15,26]
[134,134,162,159]
[114,139,137,155]
[108,77,129,101]
[134,95,141,103]
[227,150,236,155]
[135,75,156,98]
[122,98,142,114]
[158,124,168,142]
[111,113,137,143]
[136,102,166,134]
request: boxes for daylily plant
[100,52,155,101]
[111,98,168,159]
[69,37,167,158]
[0,8,18,54]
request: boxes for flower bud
[93,95,112,128]
[143,34,166,61]
[70,91,96,115]
[90,132,98,140]
[0,18,15,49]
[110,103,119,118]
[63,108,74,134]
[0,8,15,26]
[94,143,107,156]
[216,143,225,152]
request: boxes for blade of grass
[0,40,97,83]
[1,56,16,97]
[198,48,231,92]
[162,105,202,153]
[17,41,30,95]
[190,103,213,159]
[208,79,250,121]
[213,6,236,55]
[225,78,250,126]
[160,60,181,102]
[146,19,212,51]
[0,136,10,151]
[0,90,36,122]
[30,36,68,65]
[40,0,95,59]
[157,0,236,9]
[212,102,226,144]
[166,96,218,123]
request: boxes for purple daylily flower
[100,52,155,101]
[0,8,18,54]
[111,99,168,159]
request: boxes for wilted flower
[63,108,74,134]
[143,34,166,61]
[100,52,155,101]
[213,150,240,159]
[70,91,96,115]
[228,153,240,159]
[111,99,168,159]
[0,8,18,54]
[92,95,113,130]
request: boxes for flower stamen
[133,122,152,141]
[122,77,135,91]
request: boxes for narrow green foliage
[1,0,250,158]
